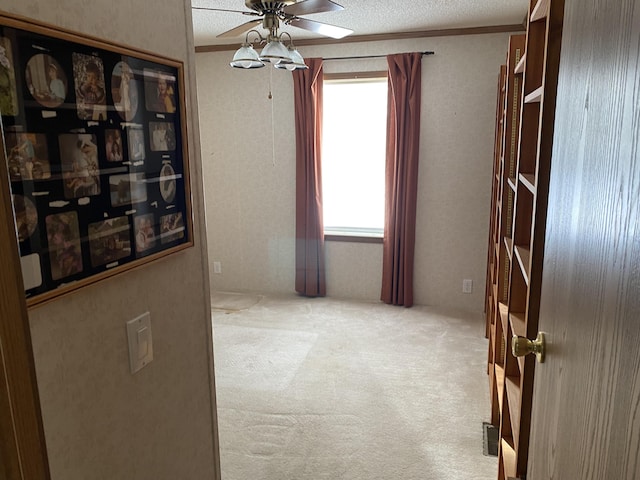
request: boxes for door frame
[0,129,50,478]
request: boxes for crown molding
[195,23,525,53]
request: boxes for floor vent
[483,422,499,457]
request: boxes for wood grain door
[0,128,50,477]
[527,0,640,477]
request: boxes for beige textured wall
[197,33,512,312]
[2,2,218,480]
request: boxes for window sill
[324,234,383,244]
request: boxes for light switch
[137,327,149,359]
[126,312,153,374]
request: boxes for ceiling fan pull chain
[270,67,276,166]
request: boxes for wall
[197,32,512,312]
[1,2,219,480]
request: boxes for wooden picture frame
[0,13,194,308]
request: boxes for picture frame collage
[0,17,193,306]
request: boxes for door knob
[511,332,546,363]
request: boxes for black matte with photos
[0,19,192,305]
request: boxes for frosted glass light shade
[274,48,308,70]
[230,45,264,69]
[260,40,291,63]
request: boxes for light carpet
[212,293,497,480]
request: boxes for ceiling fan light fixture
[259,39,292,63]
[230,44,265,69]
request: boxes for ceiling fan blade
[283,0,344,16]
[287,17,353,39]
[216,19,264,38]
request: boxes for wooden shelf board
[495,365,505,411]
[509,311,527,338]
[519,173,536,193]
[514,54,526,74]
[505,376,521,444]
[525,86,544,103]
[509,311,527,375]
[507,176,517,192]
[501,437,517,477]
[489,362,495,388]
[503,237,513,260]
[514,245,531,286]
[499,302,509,335]
[530,0,550,22]
[517,355,525,374]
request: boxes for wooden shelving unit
[485,0,565,478]
[485,31,525,432]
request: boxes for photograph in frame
[45,211,83,280]
[127,127,145,162]
[25,53,67,109]
[105,129,125,163]
[0,36,18,116]
[5,132,51,181]
[144,68,176,113]
[109,173,147,207]
[88,216,132,267]
[111,60,139,121]
[159,163,177,204]
[72,53,107,121]
[134,213,156,254]
[149,121,176,151]
[159,212,184,244]
[13,194,38,243]
[58,133,101,198]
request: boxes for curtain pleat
[293,58,326,297]
[381,53,422,307]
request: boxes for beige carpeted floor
[211,293,497,480]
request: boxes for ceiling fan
[193,0,354,40]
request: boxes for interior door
[526,0,640,478]
[0,129,50,477]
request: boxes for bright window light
[322,75,388,237]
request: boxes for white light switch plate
[126,312,153,374]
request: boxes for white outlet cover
[126,312,153,374]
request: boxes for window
[322,73,388,239]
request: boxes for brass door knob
[511,332,546,363]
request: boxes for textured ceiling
[192,0,529,47]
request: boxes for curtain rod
[322,51,435,61]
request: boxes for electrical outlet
[463,279,473,294]
[213,261,222,274]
